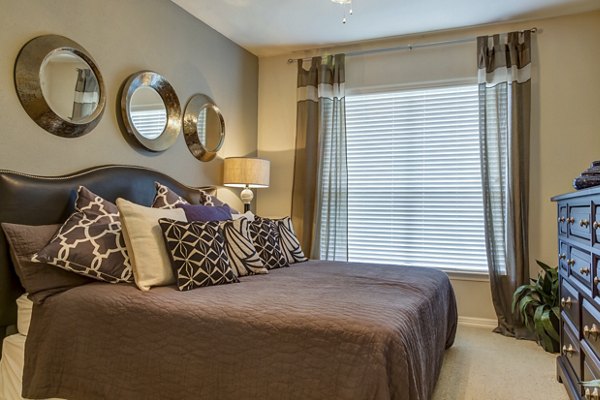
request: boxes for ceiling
[171,0,600,57]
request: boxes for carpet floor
[432,324,568,399]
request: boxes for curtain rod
[287,27,538,64]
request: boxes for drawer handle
[562,344,576,356]
[558,216,566,223]
[581,219,590,227]
[581,267,591,275]
[595,276,600,285]
[559,253,566,260]
[568,217,575,224]
[567,259,576,266]
[584,324,600,340]
[561,297,573,308]
[585,388,600,400]
[594,221,600,230]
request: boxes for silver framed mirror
[120,71,181,152]
[183,94,225,162]
[14,34,106,137]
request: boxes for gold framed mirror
[120,71,181,152]
[14,34,106,137]
[183,94,225,162]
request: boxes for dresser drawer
[562,278,580,330]
[570,246,593,289]
[583,300,600,360]
[569,204,592,242]
[559,241,569,272]
[582,344,600,399]
[593,204,600,249]
[562,321,582,378]
[559,204,569,235]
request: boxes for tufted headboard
[0,165,216,341]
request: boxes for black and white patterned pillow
[276,217,308,264]
[33,211,133,283]
[152,182,190,209]
[159,219,238,291]
[248,217,288,270]
[221,218,268,276]
[75,185,119,217]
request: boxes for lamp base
[240,186,253,213]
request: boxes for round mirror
[14,35,106,137]
[120,71,181,152]
[183,94,225,162]
[129,86,167,140]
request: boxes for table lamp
[223,157,270,212]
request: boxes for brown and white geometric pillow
[221,217,268,276]
[152,182,190,209]
[33,211,133,283]
[75,185,120,218]
[248,217,288,270]
[275,217,308,264]
[159,219,238,291]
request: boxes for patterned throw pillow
[33,211,133,283]
[275,217,308,264]
[221,218,268,276]
[248,217,288,270]
[159,219,238,291]
[33,187,133,283]
[75,186,119,216]
[152,182,190,209]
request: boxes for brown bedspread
[23,261,457,400]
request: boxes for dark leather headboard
[0,165,216,340]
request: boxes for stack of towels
[574,161,600,190]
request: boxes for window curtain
[292,54,348,260]
[71,68,99,120]
[478,30,534,338]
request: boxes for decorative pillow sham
[33,211,133,283]
[75,185,119,217]
[152,181,235,211]
[248,216,288,270]
[1,223,93,304]
[117,198,187,291]
[275,217,308,264]
[159,219,238,291]
[232,211,255,222]
[221,217,268,276]
[178,203,232,222]
[151,182,190,209]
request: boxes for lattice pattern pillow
[248,217,288,270]
[275,217,308,264]
[152,182,190,209]
[221,217,268,276]
[33,211,133,283]
[159,219,238,290]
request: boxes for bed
[0,165,457,400]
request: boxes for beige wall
[257,11,600,320]
[0,0,259,210]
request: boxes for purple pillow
[177,204,232,222]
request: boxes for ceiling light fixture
[331,0,353,24]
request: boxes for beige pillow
[116,198,187,291]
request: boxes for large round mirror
[120,71,181,152]
[14,35,106,137]
[183,94,225,162]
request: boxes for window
[345,83,487,273]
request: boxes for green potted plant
[512,260,560,353]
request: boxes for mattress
[16,294,33,336]
[0,296,60,400]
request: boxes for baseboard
[458,316,497,329]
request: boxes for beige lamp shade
[223,157,270,188]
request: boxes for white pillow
[231,211,255,222]
[116,198,187,291]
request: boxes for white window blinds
[345,83,488,273]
